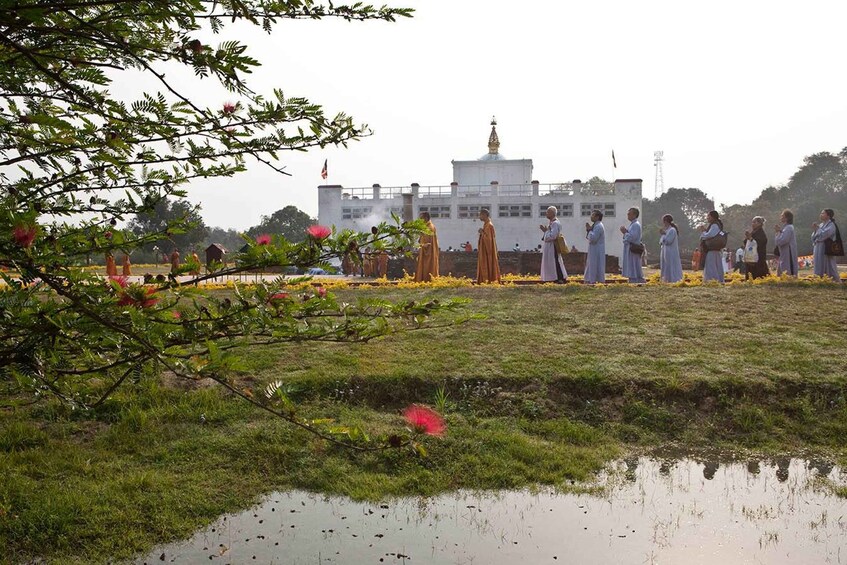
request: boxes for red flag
[320,159,328,180]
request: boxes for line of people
[412,206,843,285]
[413,209,502,284]
[696,208,842,283]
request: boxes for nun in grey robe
[584,221,606,284]
[540,218,568,282]
[774,224,798,276]
[812,220,840,281]
[621,220,645,283]
[699,223,725,283]
[659,226,683,283]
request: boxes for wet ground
[137,457,846,564]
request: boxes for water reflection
[138,458,847,565]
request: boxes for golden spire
[488,116,500,155]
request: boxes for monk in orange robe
[414,211,439,282]
[476,208,500,283]
[105,253,118,276]
[362,248,373,277]
[190,252,201,276]
[121,254,132,276]
[170,249,180,274]
[376,250,389,278]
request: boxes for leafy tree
[128,197,208,259]
[718,150,847,255]
[642,188,715,253]
[247,205,314,243]
[203,225,246,256]
[0,1,459,452]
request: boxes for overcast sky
[176,0,847,229]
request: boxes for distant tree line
[115,202,315,264]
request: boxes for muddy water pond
[138,457,846,564]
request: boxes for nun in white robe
[540,208,568,282]
[621,218,645,283]
[774,223,798,276]
[659,225,683,283]
[699,222,725,283]
[812,216,840,281]
[584,220,606,284]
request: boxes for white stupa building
[318,120,642,260]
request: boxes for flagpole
[611,149,617,183]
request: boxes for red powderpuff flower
[306,225,331,239]
[172,311,182,319]
[140,288,159,308]
[12,224,38,248]
[403,405,446,436]
[222,102,236,114]
[109,275,129,288]
[255,234,272,245]
[117,286,158,308]
[317,286,327,298]
[269,292,289,302]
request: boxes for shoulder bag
[704,230,728,251]
[824,223,844,256]
[555,233,570,255]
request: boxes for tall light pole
[653,151,665,199]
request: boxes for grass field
[2,284,846,563]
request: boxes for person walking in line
[121,254,132,276]
[743,230,758,280]
[774,209,798,277]
[812,208,842,282]
[749,216,770,279]
[105,252,117,277]
[584,209,606,284]
[699,211,725,283]
[619,207,645,283]
[170,249,180,274]
[414,211,440,282]
[476,209,501,284]
[659,214,683,283]
[539,206,568,283]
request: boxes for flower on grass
[12,224,38,248]
[222,101,236,114]
[306,225,332,239]
[317,286,327,298]
[403,405,446,436]
[255,233,271,245]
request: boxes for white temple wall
[318,181,644,261]
[451,159,533,189]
